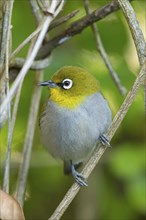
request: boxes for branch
[0,0,13,128]
[29,0,43,24]
[117,0,146,132]
[16,71,43,207]
[37,0,134,59]
[9,1,134,74]
[49,62,146,220]
[0,0,65,118]
[49,9,79,31]
[29,0,51,42]
[2,0,14,193]
[10,57,51,70]
[83,0,127,96]
[30,0,79,30]
[0,1,12,71]
[15,0,61,208]
[10,9,79,62]
[117,0,146,66]
[145,78,146,115]
[10,24,43,61]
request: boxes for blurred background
[0,0,145,219]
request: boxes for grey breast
[40,92,112,164]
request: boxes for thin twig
[144,74,146,115]
[10,57,51,70]
[15,4,45,207]
[10,0,64,61]
[29,0,43,24]
[0,0,65,118]
[34,1,79,29]
[4,74,25,191]
[9,1,134,74]
[37,0,50,14]
[10,8,79,64]
[49,9,79,30]
[0,1,11,70]
[2,0,14,193]
[10,30,40,62]
[10,24,43,61]
[29,0,51,42]
[0,0,11,128]
[3,82,22,191]
[37,0,134,59]
[49,62,146,220]
[16,0,63,207]
[117,0,146,66]
[13,0,121,67]
[83,0,127,96]
[16,71,43,207]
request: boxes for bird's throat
[49,88,86,109]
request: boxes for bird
[39,66,112,186]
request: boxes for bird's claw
[99,134,111,147]
[74,172,88,187]
[71,164,88,186]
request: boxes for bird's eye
[62,79,73,90]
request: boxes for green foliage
[1,1,145,220]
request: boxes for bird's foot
[71,164,88,187]
[99,134,111,147]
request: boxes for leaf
[0,189,25,220]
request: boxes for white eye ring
[62,78,73,90]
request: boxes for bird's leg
[71,162,88,187]
[99,134,111,147]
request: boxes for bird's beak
[38,80,57,88]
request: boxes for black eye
[62,78,73,90]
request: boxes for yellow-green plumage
[49,66,100,109]
[39,66,112,186]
